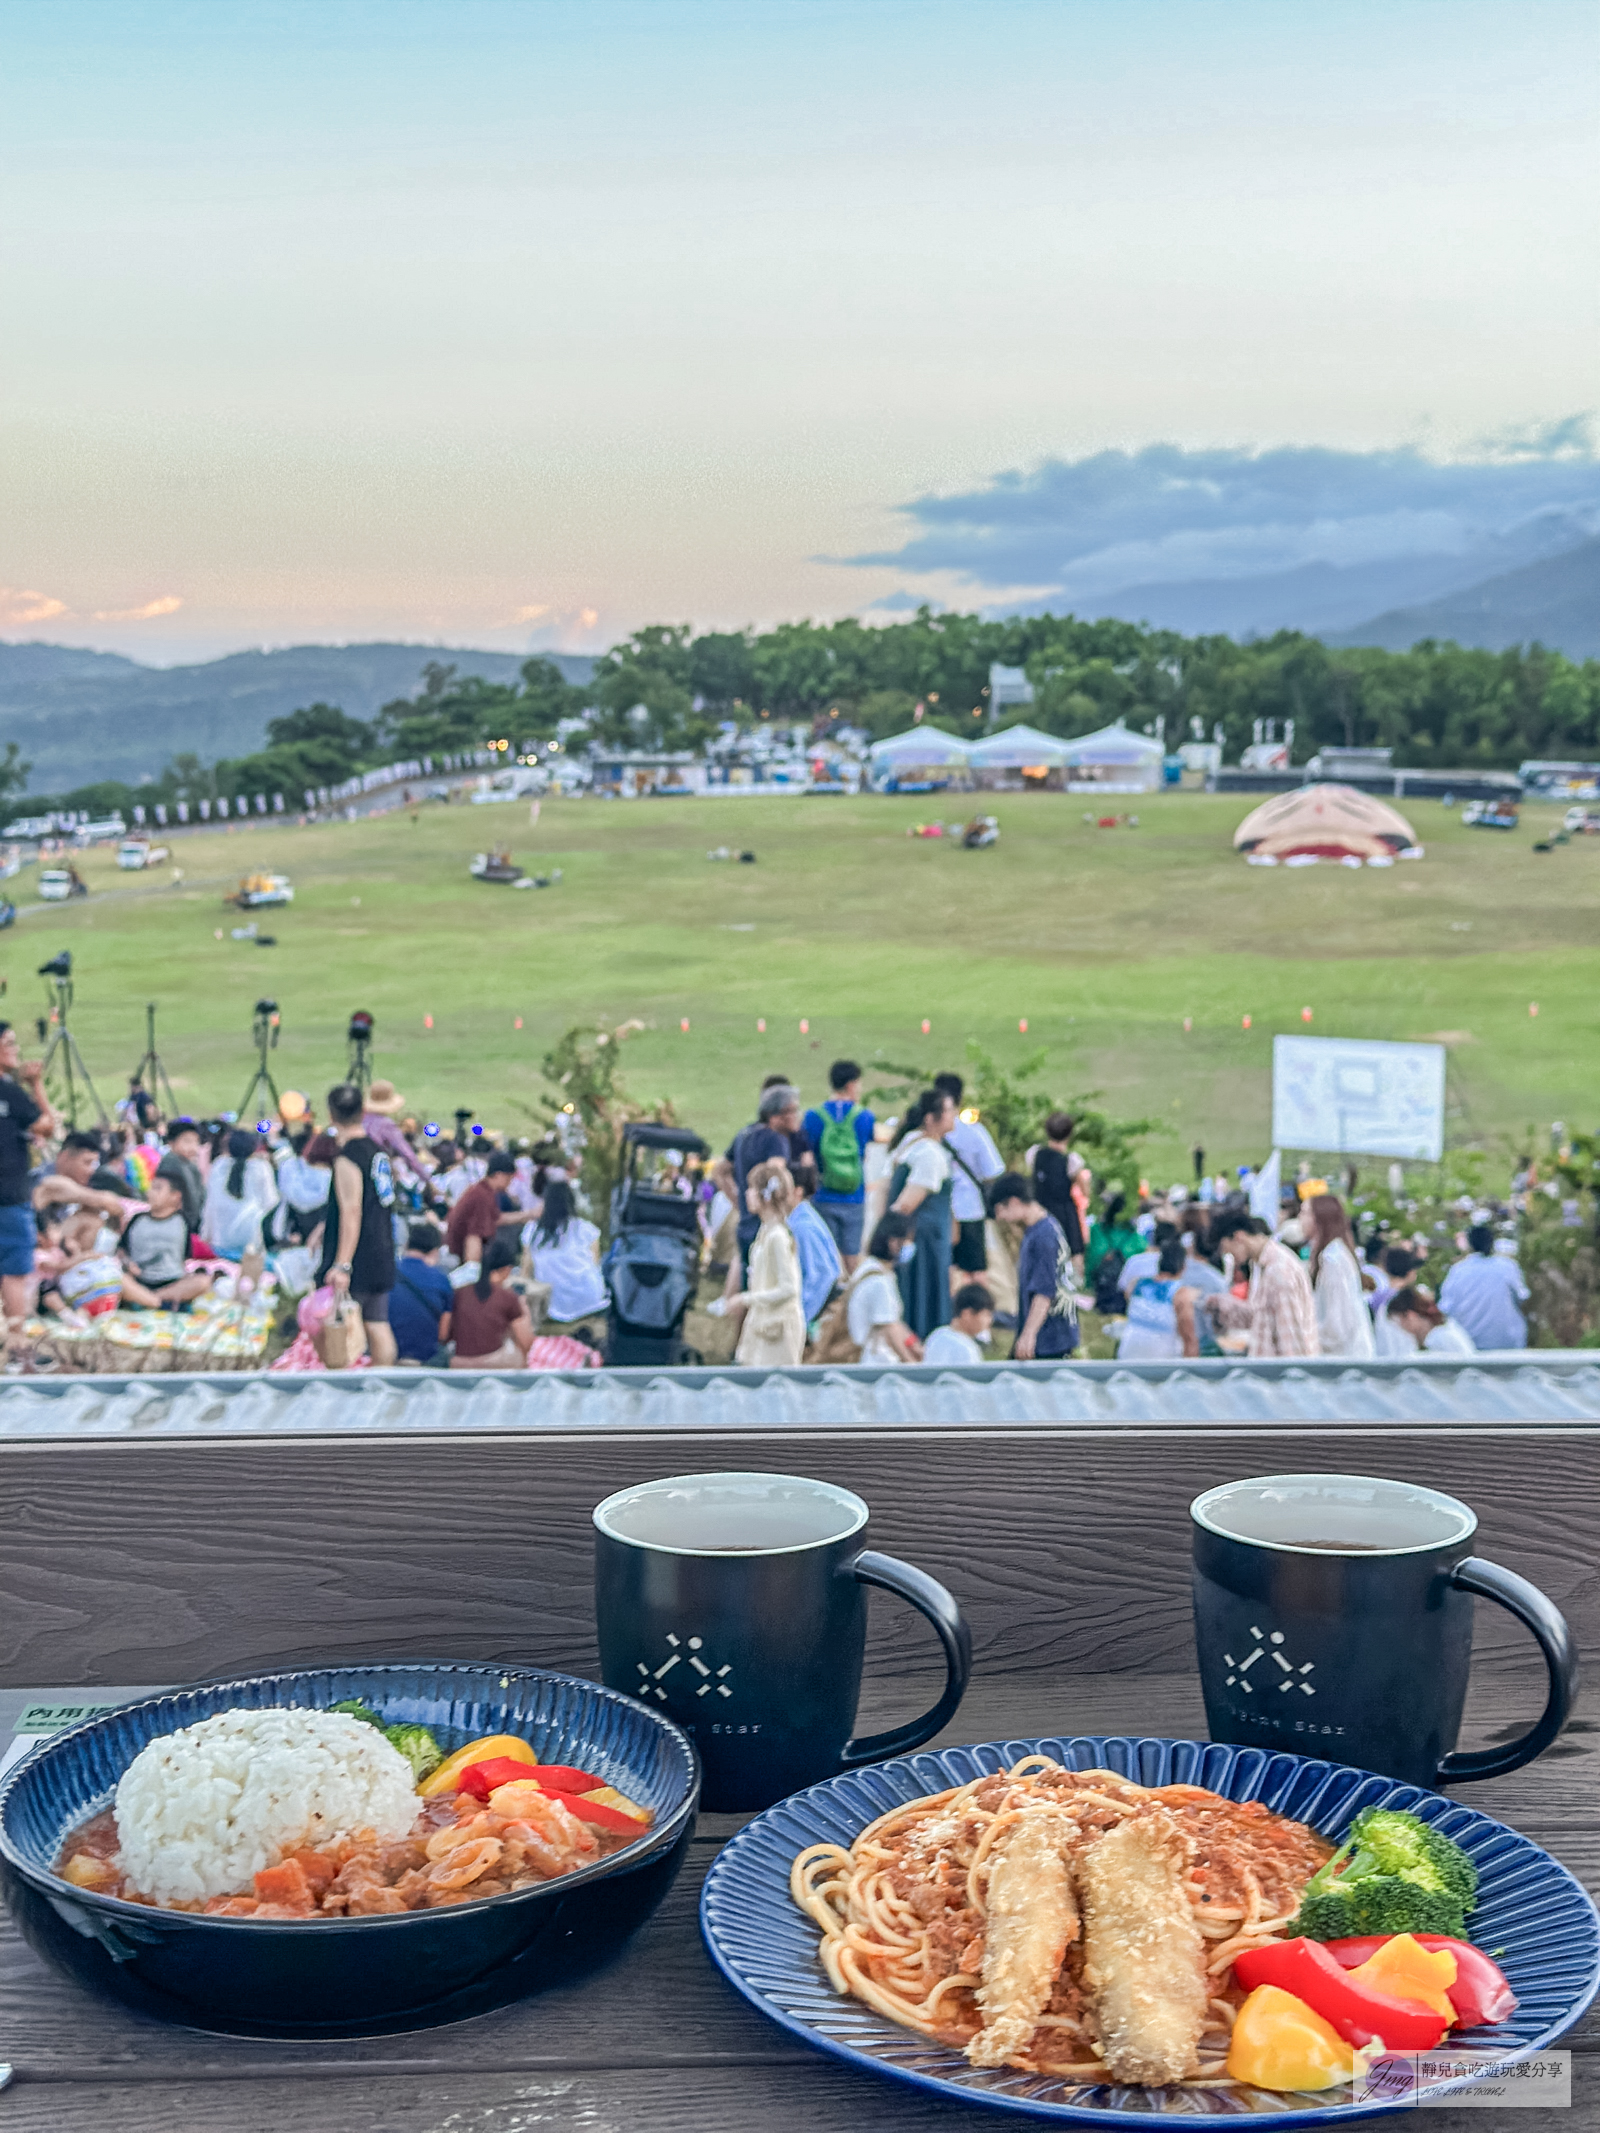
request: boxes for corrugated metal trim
[0,1355,1598,1437]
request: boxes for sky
[2,0,1596,664]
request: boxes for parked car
[39,867,88,901]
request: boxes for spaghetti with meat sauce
[791,1758,1331,2086]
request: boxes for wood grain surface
[2,1425,1595,1689]
[2,1426,1596,2133]
[1,1672,1595,2133]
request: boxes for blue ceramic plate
[701,1736,1600,2125]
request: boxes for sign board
[1272,1036,1445,1162]
[988,663,1034,716]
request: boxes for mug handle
[1435,1556,1577,1782]
[839,1550,972,1768]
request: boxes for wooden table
[1,1414,1595,2131]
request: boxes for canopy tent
[966,723,1073,771]
[1060,723,1165,767]
[868,727,970,769]
[1233,783,1420,864]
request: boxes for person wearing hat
[362,1079,430,1188]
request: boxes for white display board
[1272,1035,1446,1161]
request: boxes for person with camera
[316,1081,398,1365]
[0,1020,56,1360]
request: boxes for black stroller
[602,1123,711,1366]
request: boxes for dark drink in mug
[594,1471,970,1812]
[1192,1472,1574,1787]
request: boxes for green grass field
[12,789,1597,1183]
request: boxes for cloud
[837,432,1600,603]
[0,586,70,625]
[90,595,183,621]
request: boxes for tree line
[9,610,1600,821]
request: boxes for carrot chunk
[253,1859,314,1907]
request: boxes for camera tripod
[129,1002,180,1120]
[39,972,110,1130]
[346,1009,375,1092]
[239,1001,283,1122]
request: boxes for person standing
[1439,1224,1530,1351]
[787,1175,844,1325]
[725,1158,806,1365]
[1306,1192,1376,1359]
[1031,1113,1085,1259]
[1206,1212,1320,1357]
[987,1172,1079,1361]
[0,1020,55,1358]
[934,1071,1005,1294]
[719,1082,802,1288]
[803,1059,875,1267]
[317,1081,398,1365]
[888,1089,958,1339]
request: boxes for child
[53,1214,125,1320]
[725,1157,805,1366]
[120,1171,216,1309]
[922,1283,994,1366]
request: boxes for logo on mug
[1224,1624,1317,1696]
[635,1631,735,1704]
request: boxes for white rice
[114,1707,418,1905]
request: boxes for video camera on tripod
[35,950,109,1128]
[239,998,283,1122]
[346,1009,375,1090]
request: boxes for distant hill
[0,642,597,792]
[1331,538,1600,660]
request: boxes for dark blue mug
[1192,1472,1576,1787]
[594,1471,971,1811]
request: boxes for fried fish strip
[966,1808,1080,2067]
[1078,1806,1207,2086]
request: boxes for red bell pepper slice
[566,1794,646,1836]
[455,1756,545,1800]
[1321,1937,1517,2029]
[1232,1937,1450,2049]
[521,1763,603,1794]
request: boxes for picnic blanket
[29,1287,278,1374]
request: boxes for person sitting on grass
[988,1172,1079,1362]
[120,1171,216,1309]
[921,1283,994,1366]
[527,1179,608,1323]
[389,1221,453,1365]
[843,1211,922,1365]
[1387,1285,1477,1356]
[449,1237,536,1369]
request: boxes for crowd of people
[701,1058,1533,1367]
[0,1032,610,1373]
[0,1013,1534,1375]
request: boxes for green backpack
[817,1104,864,1195]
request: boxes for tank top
[317,1135,397,1295]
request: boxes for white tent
[1061,723,1165,767]
[966,723,1072,770]
[868,727,970,768]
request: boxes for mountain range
[1328,534,1600,660]
[0,643,596,794]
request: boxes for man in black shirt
[0,1020,56,1351]
[319,1081,398,1365]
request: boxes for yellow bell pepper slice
[1227,1985,1355,2092]
[1348,1935,1458,2024]
[416,1733,537,1797]
[580,1783,651,1825]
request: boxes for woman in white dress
[727,1158,806,1366]
[526,1179,608,1322]
[1306,1193,1376,1359]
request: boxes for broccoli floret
[383,1723,442,1783]
[1294,1807,1477,1941]
[328,1699,386,1730]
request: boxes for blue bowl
[0,1663,699,2037]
